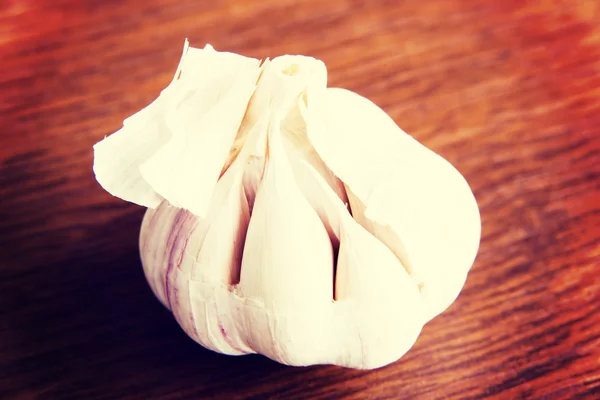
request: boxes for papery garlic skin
[93,40,481,369]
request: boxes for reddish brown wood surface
[2,0,600,398]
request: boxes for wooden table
[2,0,599,398]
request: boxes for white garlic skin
[93,40,481,370]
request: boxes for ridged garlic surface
[93,40,481,369]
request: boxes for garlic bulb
[92,40,481,369]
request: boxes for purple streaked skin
[140,203,173,307]
[173,216,201,339]
[163,209,203,341]
[164,209,188,310]
[140,202,254,355]
[217,317,246,354]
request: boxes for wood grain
[2,0,600,398]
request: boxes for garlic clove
[334,214,424,369]
[305,87,481,322]
[238,119,334,313]
[238,55,335,311]
[187,141,252,285]
[191,185,249,285]
[236,120,338,364]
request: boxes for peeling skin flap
[93,42,261,217]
